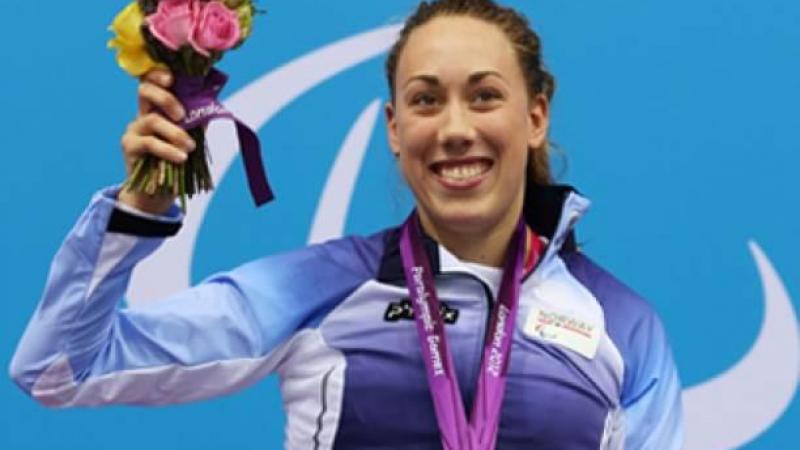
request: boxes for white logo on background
[683,242,799,450]
[124,25,799,450]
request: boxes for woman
[10,0,683,448]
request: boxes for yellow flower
[236,3,254,40]
[108,2,164,77]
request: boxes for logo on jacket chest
[384,298,459,324]
[523,306,601,359]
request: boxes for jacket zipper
[438,271,495,411]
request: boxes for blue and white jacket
[10,184,683,449]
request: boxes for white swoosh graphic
[683,241,799,449]
[127,25,400,303]
[308,99,382,245]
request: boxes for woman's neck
[417,200,524,268]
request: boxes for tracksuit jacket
[10,183,684,449]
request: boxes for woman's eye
[473,89,502,106]
[411,93,438,107]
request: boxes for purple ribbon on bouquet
[172,68,273,206]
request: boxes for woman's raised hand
[117,69,196,214]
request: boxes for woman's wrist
[117,188,176,216]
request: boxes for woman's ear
[385,101,401,158]
[527,94,550,150]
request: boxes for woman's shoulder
[305,228,395,274]
[236,226,399,281]
[560,250,659,322]
[559,250,673,366]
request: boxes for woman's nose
[438,101,476,152]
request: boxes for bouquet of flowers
[109,0,272,210]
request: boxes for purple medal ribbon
[172,68,274,206]
[399,212,528,450]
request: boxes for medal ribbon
[399,212,542,449]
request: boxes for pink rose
[146,0,195,51]
[189,1,241,56]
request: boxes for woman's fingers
[117,69,187,214]
[122,114,196,166]
[133,69,189,160]
[140,113,195,149]
[138,80,185,122]
[122,133,187,166]
[141,68,172,88]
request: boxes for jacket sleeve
[621,311,684,450]
[561,252,684,449]
[9,186,369,407]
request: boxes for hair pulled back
[385,0,556,185]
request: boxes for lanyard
[398,212,542,450]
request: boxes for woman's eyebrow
[404,74,440,88]
[403,71,504,89]
[468,70,504,84]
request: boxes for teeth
[440,162,487,180]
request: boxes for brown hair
[385,0,557,185]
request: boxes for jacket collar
[377,184,591,283]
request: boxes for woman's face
[387,15,549,237]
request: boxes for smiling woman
[9,1,682,449]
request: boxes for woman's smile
[430,157,494,189]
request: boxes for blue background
[1,0,797,448]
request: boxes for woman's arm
[9,188,272,406]
[9,187,372,407]
[620,312,684,449]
